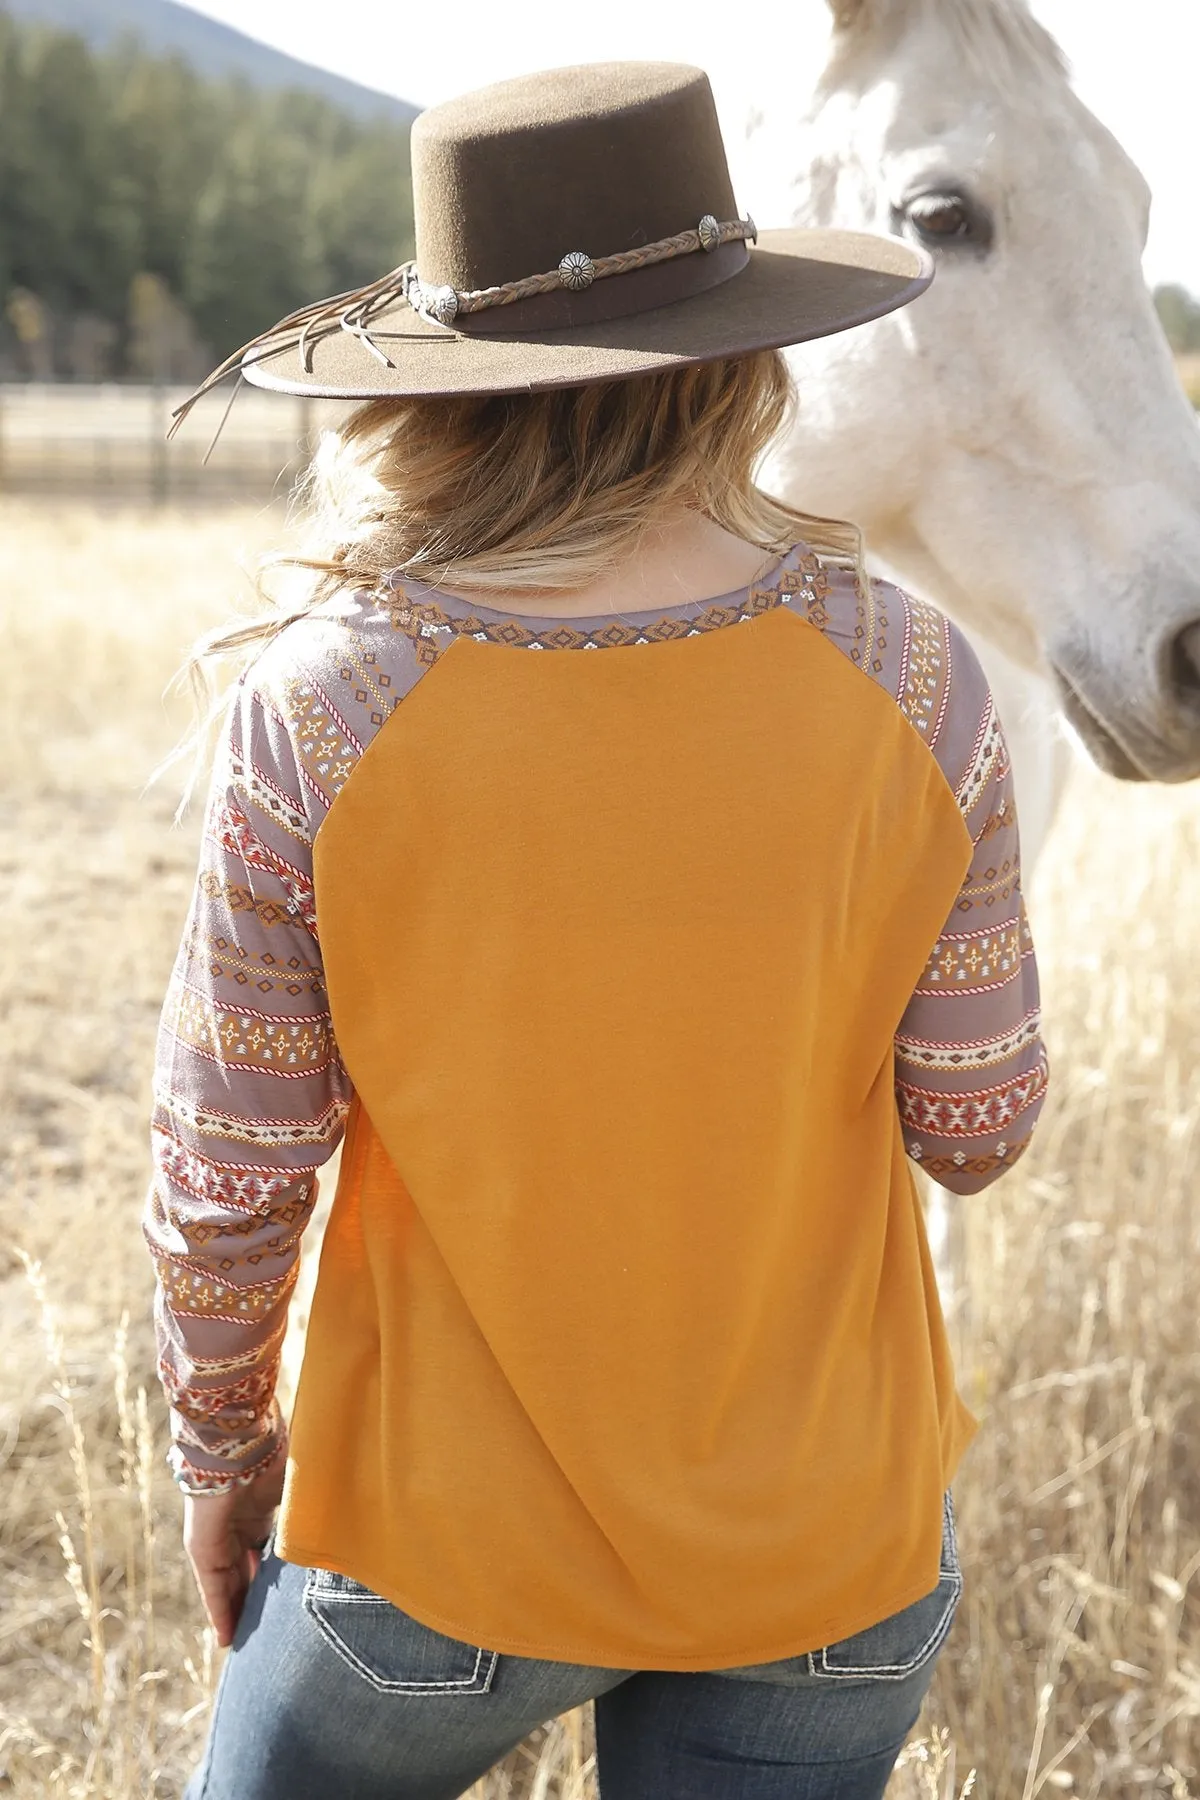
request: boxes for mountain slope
[1,0,418,120]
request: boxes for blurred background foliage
[1154,283,1200,354]
[0,8,415,380]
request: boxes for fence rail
[6,370,1197,504]
[0,382,333,500]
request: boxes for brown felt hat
[179,62,933,412]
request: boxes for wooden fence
[5,370,1196,504]
[0,382,335,500]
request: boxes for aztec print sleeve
[892,612,1048,1195]
[145,597,429,1492]
[769,556,1050,1196]
[144,650,352,1494]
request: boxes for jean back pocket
[302,1567,498,1695]
[808,1493,962,1682]
[719,1493,962,1688]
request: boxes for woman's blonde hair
[181,350,864,761]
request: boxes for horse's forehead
[824,26,1145,205]
[824,0,1066,95]
[822,0,1071,132]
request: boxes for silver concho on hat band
[697,215,721,252]
[420,283,460,327]
[559,252,596,291]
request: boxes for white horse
[737,0,1200,867]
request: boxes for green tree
[308,113,414,298]
[1153,283,1200,354]
[183,107,325,356]
[110,45,221,302]
[0,15,20,303]
[10,28,139,319]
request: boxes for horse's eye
[897,190,993,252]
[911,195,970,237]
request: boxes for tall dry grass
[0,498,1196,1798]
[1174,356,1200,411]
[0,502,276,1797]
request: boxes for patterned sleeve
[144,654,351,1494]
[894,621,1049,1195]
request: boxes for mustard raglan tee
[146,545,1047,1669]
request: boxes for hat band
[406,214,757,333]
[454,238,750,335]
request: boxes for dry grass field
[0,498,1197,1798]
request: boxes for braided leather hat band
[406,213,757,328]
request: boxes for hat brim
[240,229,932,400]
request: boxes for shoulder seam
[777,578,971,837]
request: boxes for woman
[147,61,1048,1800]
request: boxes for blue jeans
[186,1497,961,1800]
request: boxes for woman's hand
[182,1456,286,1648]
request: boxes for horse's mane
[827,0,1068,90]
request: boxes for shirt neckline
[382,542,819,647]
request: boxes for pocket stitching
[940,1489,960,1578]
[302,1572,498,1695]
[808,1496,964,1683]
[806,1567,962,1680]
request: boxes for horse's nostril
[1169,621,1200,703]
